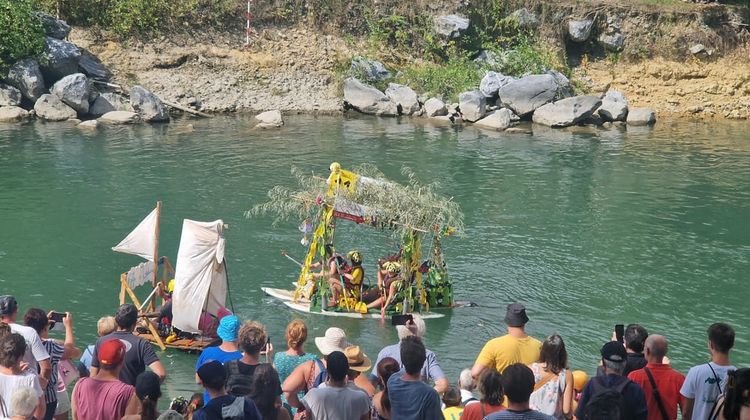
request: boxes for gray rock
[599,33,625,51]
[89,92,131,117]
[532,95,602,127]
[349,57,391,83]
[0,84,22,107]
[498,74,558,116]
[510,8,539,29]
[546,70,574,99]
[78,51,113,81]
[479,71,516,98]
[0,106,30,122]
[343,78,398,116]
[598,90,629,121]
[39,37,81,84]
[50,73,91,114]
[99,111,139,124]
[130,86,170,122]
[78,119,99,129]
[255,110,283,128]
[474,108,512,130]
[626,107,656,126]
[606,14,623,32]
[5,59,46,102]
[433,15,470,39]
[690,44,706,55]
[35,12,71,39]
[474,50,504,67]
[568,20,594,43]
[34,94,77,121]
[423,98,447,117]
[385,83,420,115]
[458,90,486,122]
[67,118,81,125]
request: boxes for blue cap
[217,315,240,342]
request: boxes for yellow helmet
[167,279,175,293]
[383,261,401,274]
[347,250,362,264]
[572,370,589,391]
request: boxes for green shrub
[395,55,485,102]
[0,0,46,73]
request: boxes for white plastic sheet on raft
[172,219,227,333]
[112,207,157,261]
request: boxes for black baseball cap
[504,303,529,327]
[601,341,627,362]
[197,360,227,389]
[0,296,18,316]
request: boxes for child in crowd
[442,386,464,420]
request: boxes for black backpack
[584,376,630,420]
[225,360,253,396]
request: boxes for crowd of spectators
[0,294,746,420]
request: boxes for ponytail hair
[377,357,400,414]
[141,395,158,420]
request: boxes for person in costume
[366,260,403,310]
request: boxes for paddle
[280,250,303,267]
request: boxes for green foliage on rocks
[0,0,45,73]
[395,55,485,102]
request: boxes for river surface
[0,115,748,402]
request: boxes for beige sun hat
[314,327,351,356]
[344,345,372,372]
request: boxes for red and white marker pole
[245,0,253,48]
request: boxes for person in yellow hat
[366,259,403,310]
[327,250,365,309]
[141,279,175,335]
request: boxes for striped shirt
[42,339,64,404]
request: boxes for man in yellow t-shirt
[471,303,542,378]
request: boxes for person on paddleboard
[311,245,364,308]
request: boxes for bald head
[645,335,668,362]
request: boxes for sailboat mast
[153,201,161,290]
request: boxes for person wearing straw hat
[300,351,371,420]
[320,345,373,397]
[282,327,352,413]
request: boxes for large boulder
[532,95,602,127]
[599,33,625,51]
[78,51,113,81]
[423,98,447,117]
[89,93,131,117]
[510,8,539,30]
[99,110,139,124]
[546,70,574,99]
[498,74,558,116]
[35,12,71,39]
[0,84,22,107]
[474,109,512,130]
[433,15,470,39]
[568,20,594,43]
[0,106,30,122]
[385,83,420,116]
[255,110,283,128]
[50,73,91,115]
[343,78,398,116]
[598,90,629,121]
[130,86,170,122]
[479,71,516,98]
[349,57,391,83]
[626,108,656,126]
[34,94,77,121]
[39,37,81,84]
[4,59,46,102]
[458,90,486,122]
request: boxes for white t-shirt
[302,385,370,420]
[680,362,736,420]
[10,323,50,372]
[0,371,44,416]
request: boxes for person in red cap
[71,339,140,420]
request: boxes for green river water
[0,115,748,401]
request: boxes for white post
[245,0,251,47]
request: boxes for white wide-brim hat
[315,327,351,356]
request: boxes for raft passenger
[366,261,402,310]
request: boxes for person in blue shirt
[386,336,443,420]
[194,315,242,403]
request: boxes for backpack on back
[584,376,630,420]
[221,396,245,420]
[311,358,328,388]
[224,360,253,396]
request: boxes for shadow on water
[0,115,748,400]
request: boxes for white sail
[112,207,158,261]
[172,219,228,333]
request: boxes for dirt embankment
[71,0,750,119]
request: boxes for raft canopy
[248,163,464,237]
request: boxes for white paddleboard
[280,300,445,319]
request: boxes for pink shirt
[72,377,134,420]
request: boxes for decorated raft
[112,202,230,351]
[250,162,465,319]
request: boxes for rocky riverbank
[1,1,749,127]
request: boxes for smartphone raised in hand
[391,314,413,326]
[615,324,625,343]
